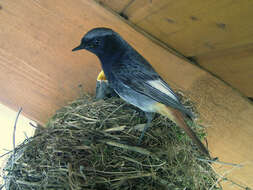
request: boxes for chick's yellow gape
[97,70,107,81]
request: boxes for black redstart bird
[72,27,210,157]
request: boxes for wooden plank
[196,44,253,97]
[132,0,253,57]
[189,75,253,190]
[0,0,252,189]
[119,0,154,18]
[96,0,169,21]
[96,0,129,13]
[123,0,172,22]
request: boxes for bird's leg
[138,112,154,144]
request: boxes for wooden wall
[0,0,252,189]
[98,0,253,97]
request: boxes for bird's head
[72,27,124,56]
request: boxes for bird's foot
[138,123,149,145]
[138,112,153,144]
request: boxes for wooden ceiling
[98,0,253,97]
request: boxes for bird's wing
[111,53,194,118]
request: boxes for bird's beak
[72,44,83,51]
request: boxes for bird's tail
[154,103,210,157]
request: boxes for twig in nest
[11,107,22,170]
[0,150,13,159]
[29,122,37,129]
[99,103,126,128]
[103,140,151,156]
[208,161,245,190]
[0,184,5,190]
[197,157,243,167]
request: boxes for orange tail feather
[173,109,210,157]
[155,103,210,157]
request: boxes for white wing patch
[148,80,178,101]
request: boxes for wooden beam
[196,43,253,97]
[0,0,252,189]
[97,0,129,13]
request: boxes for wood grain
[123,0,253,56]
[196,43,253,97]
[97,0,129,13]
[0,0,252,189]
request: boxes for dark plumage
[72,27,210,157]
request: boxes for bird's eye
[95,39,100,46]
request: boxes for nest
[3,95,221,190]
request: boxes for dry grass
[3,95,221,190]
